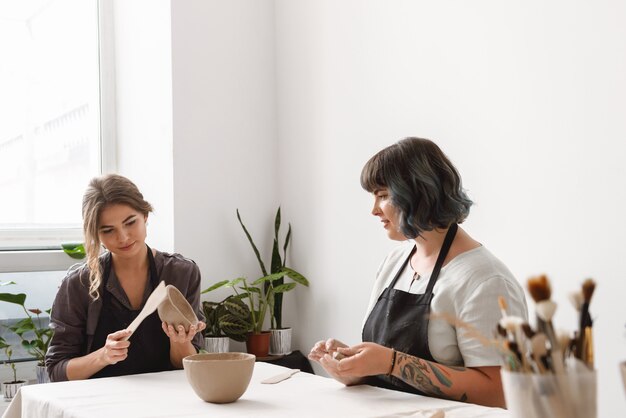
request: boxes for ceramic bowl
[157,285,199,332]
[183,353,255,403]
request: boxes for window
[0,0,112,257]
[0,0,114,362]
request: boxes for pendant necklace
[409,271,421,291]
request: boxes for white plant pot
[3,380,27,401]
[204,336,230,353]
[269,328,292,356]
[36,364,50,384]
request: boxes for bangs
[360,150,388,192]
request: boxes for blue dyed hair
[360,137,473,239]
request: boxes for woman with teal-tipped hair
[309,137,527,408]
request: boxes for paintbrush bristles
[582,279,596,304]
[568,291,583,311]
[521,323,535,339]
[498,296,508,313]
[527,274,552,302]
[496,323,508,338]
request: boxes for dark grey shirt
[45,250,205,382]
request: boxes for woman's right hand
[100,329,132,365]
[308,338,348,362]
[309,338,363,386]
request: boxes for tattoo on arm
[395,352,467,401]
[428,362,452,387]
[396,352,446,397]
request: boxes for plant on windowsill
[0,244,84,385]
[0,336,27,400]
[201,291,251,353]
[0,281,54,384]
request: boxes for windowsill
[0,249,79,273]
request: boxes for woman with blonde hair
[46,174,205,381]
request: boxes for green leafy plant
[61,242,86,259]
[0,281,53,366]
[236,207,309,329]
[201,292,251,342]
[0,336,21,383]
[203,275,295,334]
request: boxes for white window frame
[0,0,116,273]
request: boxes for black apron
[362,224,458,394]
[90,246,172,378]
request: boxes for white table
[2,362,510,418]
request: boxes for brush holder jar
[501,369,596,418]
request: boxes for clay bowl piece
[157,285,199,332]
[183,353,255,403]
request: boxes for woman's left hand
[325,342,395,378]
[162,321,206,344]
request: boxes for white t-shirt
[363,242,528,368]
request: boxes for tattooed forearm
[428,362,452,387]
[392,353,504,408]
[396,352,446,397]
[395,352,468,400]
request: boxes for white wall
[170,0,279,352]
[113,0,175,252]
[275,1,626,416]
[110,0,625,414]
[113,0,280,302]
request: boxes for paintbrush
[527,276,558,345]
[503,340,524,372]
[568,290,583,360]
[527,275,564,374]
[576,279,595,367]
[530,333,549,374]
[498,296,523,343]
[498,296,530,372]
[556,329,572,361]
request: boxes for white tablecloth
[3,362,510,418]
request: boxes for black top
[90,246,172,378]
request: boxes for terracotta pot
[246,331,271,357]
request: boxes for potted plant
[0,336,27,400]
[236,207,309,355]
[201,290,251,353]
[0,281,54,384]
[204,275,287,357]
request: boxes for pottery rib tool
[123,281,167,340]
[261,369,300,384]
